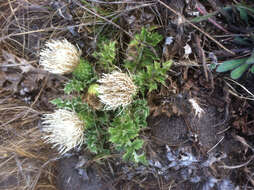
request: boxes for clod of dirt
[150,115,188,145]
[150,103,226,151]
[188,105,225,151]
[56,156,108,190]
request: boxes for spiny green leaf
[131,139,144,150]
[124,27,162,73]
[50,98,66,108]
[163,60,173,69]
[230,63,250,79]
[148,82,158,92]
[64,79,84,94]
[132,99,149,128]
[133,152,147,165]
[93,40,116,71]
[108,99,149,164]
[73,59,93,81]
[85,126,109,154]
[216,58,248,72]
[50,97,86,112]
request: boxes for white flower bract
[39,39,81,74]
[41,109,85,154]
[98,71,137,110]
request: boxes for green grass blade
[230,63,250,79]
[216,58,248,72]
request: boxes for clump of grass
[0,96,56,190]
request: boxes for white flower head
[41,109,84,154]
[188,98,204,118]
[39,39,81,74]
[97,71,137,110]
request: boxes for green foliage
[73,59,94,81]
[124,28,171,94]
[64,59,95,94]
[124,27,163,72]
[109,99,149,164]
[92,40,116,71]
[216,58,247,72]
[85,126,109,155]
[50,97,88,112]
[50,93,150,164]
[84,112,110,155]
[230,63,250,79]
[64,79,84,94]
[132,99,149,128]
[216,52,254,79]
[134,60,173,94]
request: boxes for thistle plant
[39,39,81,74]
[97,71,137,110]
[41,109,85,154]
[40,27,172,164]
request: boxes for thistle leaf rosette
[97,71,137,110]
[41,109,85,154]
[39,39,81,74]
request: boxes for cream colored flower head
[41,109,85,154]
[97,71,137,110]
[39,39,81,74]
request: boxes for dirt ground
[1,0,254,190]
